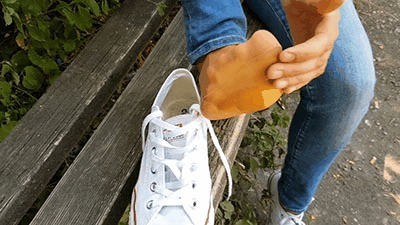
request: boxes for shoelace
[280,213,305,225]
[141,104,233,209]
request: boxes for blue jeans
[181,0,376,214]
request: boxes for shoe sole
[266,171,280,225]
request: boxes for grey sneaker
[268,171,305,225]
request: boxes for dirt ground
[249,0,400,224]
[304,0,400,224]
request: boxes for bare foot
[199,30,283,120]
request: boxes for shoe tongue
[163,114,195,191]
[159,114,196,224]
[163,114,193,147]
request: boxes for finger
[267,56,327,79]
[280,12,340,63]
[273,68,324,89]
[280,34,332,63]
[283,81,309,94]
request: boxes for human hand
[267,9,341,94]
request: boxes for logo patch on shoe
[163,133,185,142]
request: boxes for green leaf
[234,219,253,225]
[3,0,18,4]
[49,74,60,85]
[249,157,259,172]
[11,50,31,71]
[63,39,76,52]
[101,0,110,14]
[37,19,51,38]
[5,6,15,14]
[26,0,49,15]
[271,108,290,128]
[4,13,12,25]
[28,48,60,75]
[220,201,235,220]
[0,120,17,141]
[23,66,43,90]
[63,23,78,40]
[27,24,46,42]
[1,63,12,77]
[2,6,16,26]
[85,0,100,16]
[55,1,72,12]
[63,6,92,31]
[232,164,239,183]
[13,14,24,35]
[42,39,60,55]
[156,2,167,16]
[0,81,12,106]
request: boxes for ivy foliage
[0,0,120,141]
[217,106,291,225]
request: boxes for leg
[246,0,376,213]
[181,0,247,64]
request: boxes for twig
[14,86,38,101]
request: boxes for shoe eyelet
[194,128,199,136]
[146,200,154,209]
[150,165,158,174]
[192,200,197,208]
[181,108,188,114]
[192,182,196,189]
[151,147,158,156]
[150,182,157,192]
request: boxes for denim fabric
[181,0,376,213]
[181,0,247,64]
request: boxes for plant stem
[14,86,38,101]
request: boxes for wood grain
[0,0,175,224]
[30,9,190,225]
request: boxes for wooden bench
[0,0,266,224]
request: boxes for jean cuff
[188,35,247,64]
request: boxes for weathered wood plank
[30,4,265,225]
[0,0,176,224]
[210,115,250,207]
[29,9,189,225]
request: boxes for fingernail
[275,80,288,89]
[270,70,283,79]
[282,52,295,62]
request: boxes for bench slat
[30,9,189,225]
[0,0,175,224]
[29,5,266,224]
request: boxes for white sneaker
[268,171,305,225]
[130,68,232,225]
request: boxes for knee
[340,67,376,109]
[310,62,376,113]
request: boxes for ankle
[279,201,302,215]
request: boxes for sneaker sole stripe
[133,187,138,225]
